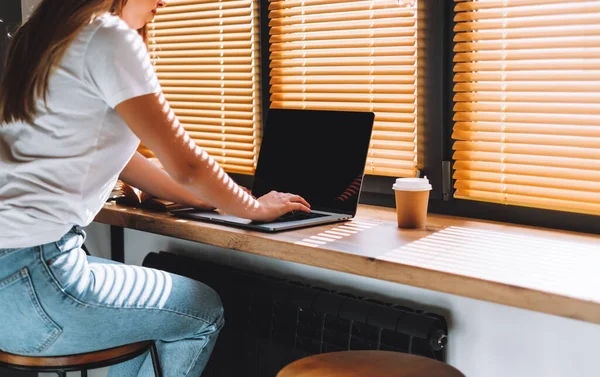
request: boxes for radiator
[142,252,449,377]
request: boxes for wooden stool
[0,340,162,377]
[276,350,465,377]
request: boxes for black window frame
[0,0,22,81]
[229,0,600,235]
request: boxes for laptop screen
[252,108,374,216]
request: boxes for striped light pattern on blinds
[452,0,600,215]
[268,0,419,177]
[144,0,262,174]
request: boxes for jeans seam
[184,333,212,377]
[0,269,26,289]
[38,251,217,326]
[21,268,63,353]
[2,268,63,354]
[0,247,21,258]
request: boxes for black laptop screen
[251,109,374,216]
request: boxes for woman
[0,0,310,376]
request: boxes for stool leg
[150,342,163,377]
[81,369,88,377]
[56,372,67,377]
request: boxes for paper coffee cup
[392,177,432,229]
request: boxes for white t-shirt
[0,14,160,248]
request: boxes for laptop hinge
[442,161,453,201]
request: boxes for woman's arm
[115,93,310,222]
[119,152,215,210]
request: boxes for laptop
[171,108,375,232]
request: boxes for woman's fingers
[287,194,310,208]
[252,191,313,221]
[287,202,311,213]
[270,191,310,209]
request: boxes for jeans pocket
[0,268,62,354]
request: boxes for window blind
[268,0,419,177]
[452,0,600,215]
[143,0,262,174]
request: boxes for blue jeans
[0,227,224,377]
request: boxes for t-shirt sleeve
[83,21,160,108]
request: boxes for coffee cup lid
[392,177,432,191]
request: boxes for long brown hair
[0,0,147,125]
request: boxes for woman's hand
[248,191,311,222]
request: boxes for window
[452,0,600,216]
[145,0,263,174]
[268,0,419,177]
[140,0,599,232]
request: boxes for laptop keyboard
[269,211,328,223]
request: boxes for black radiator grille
[143,252,448,377]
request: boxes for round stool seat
[0,340,154,371]
[276,351,465,377]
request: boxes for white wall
[83,222,600,377]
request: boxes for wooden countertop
[95,202,600,324]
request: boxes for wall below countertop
[82,221,600,377]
